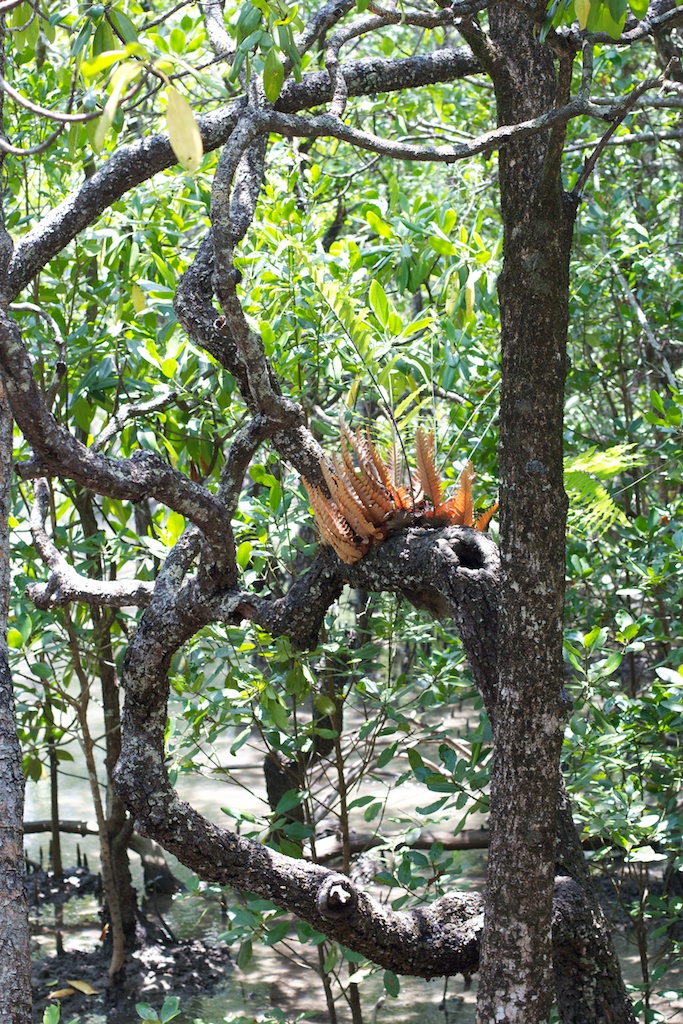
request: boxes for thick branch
[0,311,233,546]
[6,48,479,300]
[115,546,491,977]
[242,526,499,711]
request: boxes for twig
[10,301,65,411]
[0,74,97,123]
[572,60,678,198]
[0,123,66,156]
[92,390,180,452]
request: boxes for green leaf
[626,845,667,863]
[366,209,393,239]
[159,996,181,1023]
[29,662,52,680]
[369,279,390,327]
[376,740,397,768]
[236,541,252,569]
[264,919,290,945]
[407,747,425,771]
[166,85,204,173]
[109,8,138,43]
[608,0,628,22]
[314,694,337,716]
[601,650,623,677]
[429,234,457,257]
[135,1004,157,1022]
[237,938,253,968]
[323,945,338,973]
[363,800,383,821]
[274,789,303,814]
[264,696,289,731]
[81,48,127,77]
[263,47,284,103]
[383,970,400,997]
[8,628,24,649]
[575,0,591,27]
[628,0,648,15]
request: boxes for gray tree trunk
[0,384,31,1024]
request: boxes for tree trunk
[0,384,31,1024]
[470,9,636,1023]
[474,9,577,1022]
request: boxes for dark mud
[32,938,232,1022]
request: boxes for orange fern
[303,423,497,565]
[415,428,443,513]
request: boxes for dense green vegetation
[0,0,681,1021]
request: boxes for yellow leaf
[49,989,75,1000]
[66,980,99,995]
[575,0,590,28]
[81,49,127,78]
[166,85,203,173]
[465,277,475,320]
[131,283,146,313]
[94,61,142,152]
[346,377,361,408]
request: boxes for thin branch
[91,390,180,453]
[564,127,683,152]
[266,96,606,164]
[0,122,66,156]
[27,479,154,609]
[0,74,97,123]
[0,0,26,14]
[366,1,481,28]
[217,414,272,519]
[293,0,357,66]
[9,301,65,411]
[142,0,194,30]
[571,63,676,197]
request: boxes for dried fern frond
[440,460,474,526]
[475,502,499,532]
[320,460,379,544]
[303,480,367,564]
[340,426,394,521]
[302,422,497,565]
[415,427,443,512]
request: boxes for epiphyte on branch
[302,424,498,565]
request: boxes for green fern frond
[564,445,645,538]
[565,444,645,478]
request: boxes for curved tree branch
[0,311,233,546]
[27,479,154,610]
[115,525,498,977]
[5,47,480,301]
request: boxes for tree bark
[0,384,31,1024]
[474,6,576,1018]
[467,8,634,1023]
